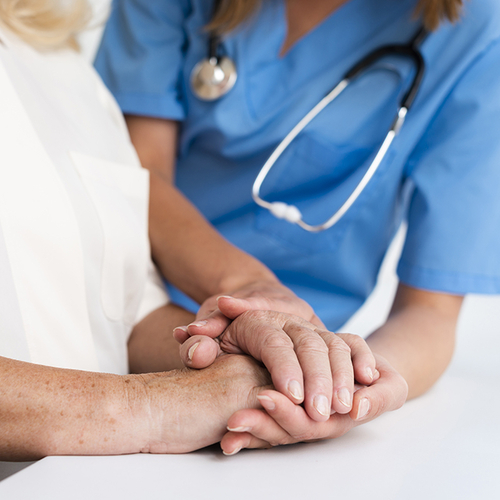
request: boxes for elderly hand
[177,309,379,422]
[220,353,408,455]
[174,280,324,343]
[137,354,272,454]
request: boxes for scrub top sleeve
[94,0,190,121]
[398,37,500,295]
[134,261,170,326]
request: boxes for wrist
[216,273,281,298]
[114,372,170,454]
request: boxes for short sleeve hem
[397,261,500,295]
[134,263,170,327]
[113,91,186,121]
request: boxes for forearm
[365,284,463,399]
[148,172,278,303]
[0,354,270,461]
[128,303,195,373]
[126,115,279,303]
[0,356,150,460]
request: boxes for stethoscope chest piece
[190,56,237,101]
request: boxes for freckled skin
[0,354,271,459]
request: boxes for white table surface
[1,292,499,500]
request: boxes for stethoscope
[191,8,429,232]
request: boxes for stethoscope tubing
[193,13,429,232]
[252,27,429,232]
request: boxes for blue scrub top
[96,0,500,329]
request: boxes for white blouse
[0,26,168,374]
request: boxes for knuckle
[240,309,267,322]
[349,335,368,352]
[310,374,334,392]
[328,337,351,357]
[268,435,293,447]
[261,332,294,351]
[291,429,320,443]
[337,333,370,354]
[295,334,329,355]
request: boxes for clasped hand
[174,290,407,454]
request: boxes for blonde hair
[0,0,91,51]
[208,0,464,34]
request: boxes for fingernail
[337,387,352,408]
[223,446,242,456]
[313,395,330,417]
[356,398,370,420]
[188,342,200,362]
[366,367,374,383]
[216,295,234,302]
[227,426,252,433]
[257,394,276,411]
[287,380,303,401]
[174,326,188,333]
[374,369,380,380]
[188,320,208,328]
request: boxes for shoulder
[454,0,500,44]
[422,0,500,86]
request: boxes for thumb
[216,295,264,319]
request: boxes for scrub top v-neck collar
[236,0,419,118]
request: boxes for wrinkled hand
[177,310,379,422]
[139,354,272,454]
[220,354,408,455]
[173,280,324,344]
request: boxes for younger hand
[220,354,407,455]
[178,310,378,422]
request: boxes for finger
[349,356,408,422]
[224,407,291,451]
[237,391,353,444]
[218,295,324,329]
[336,333,377,386]
[216,295,265,319]
[178,335,221,369]
[313,329,354,415]
[221,431,271,455]
[283,322,334,421]
[222,315,306,405]
[173,326,189,343]
[189,294,287,340]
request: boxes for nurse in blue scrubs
[95,0,500,452]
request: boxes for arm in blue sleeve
[398,37,500,294]
[95,0,191,120]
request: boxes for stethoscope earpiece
[190,56,237,101]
